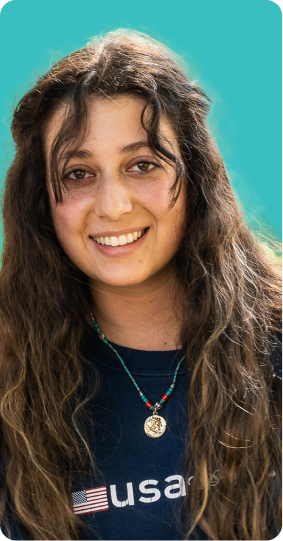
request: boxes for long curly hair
[0,30,281,540]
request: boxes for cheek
[140,185,173,220]
[166,210,186,246]
[50,200,85,252]
[153,190,186,242]
[174,203,187,238]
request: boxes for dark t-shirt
[1,326,281,540]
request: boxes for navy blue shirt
[1,326,281,540]
[74,324,197,540]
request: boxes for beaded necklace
[91,313,185,438]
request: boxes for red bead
[145,401,153,409]
[161,394,169,402]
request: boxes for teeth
[94,229,146,246]
[118,235,128,246]
[110,236,119,246]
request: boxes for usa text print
[110,474,190,507]
[72,471,221,515]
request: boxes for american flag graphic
[72,486,109,515]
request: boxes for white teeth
[93,229,146,246]
[118,235,128,245]
[110,236,119,246]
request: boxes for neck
[88,265,183,351]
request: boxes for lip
[90,227,150,257]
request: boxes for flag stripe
[85,492,107,499]
[76,493,107,501]
[74,505,109,512]
[86,487,107,494]
[74,505,109,516]
[74,505,108,512]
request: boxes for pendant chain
[90,313,185,414]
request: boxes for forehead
[44,94,178,157]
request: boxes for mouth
[90,227,150,259]
[91,228,149,247]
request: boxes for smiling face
[46,95,187,289]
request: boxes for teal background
[0,0,281,242]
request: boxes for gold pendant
[144,413,166,438]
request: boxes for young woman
[0,30,281,541]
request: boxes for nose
[94,172,133,221]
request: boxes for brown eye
[134,162,157,172]
[72,169,86,180]
[65,169,94,181]
[73,169,85,179]
[137,162,152,171]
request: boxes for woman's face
[46,95,187,288]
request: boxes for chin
[90,271,151,288]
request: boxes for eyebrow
[60,141,151,161]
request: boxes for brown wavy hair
[0,30,281,540]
